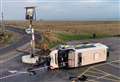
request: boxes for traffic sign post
[25,6,36,58]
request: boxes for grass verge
[57,33,110,41]
[44,32,111,48]
[0,32,20,47]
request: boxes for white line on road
[0,72,24,80]
[76,59,120,81]
[85,74,101,78]
[0,60,120,80]
[0,52,22,64]
[96,74,110,79]
[0,66,49,80]
[93,68,120,80]
[93,59,120,68]
[108,63,120,69]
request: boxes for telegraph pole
[1,12,5,34]
[0,0,5,35]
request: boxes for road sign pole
[31,28,35,58]
[24,6,36,59]
[28,20,35,58]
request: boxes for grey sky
[0,0,120,21]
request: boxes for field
[4,21,120,48]
[5,21,120,35]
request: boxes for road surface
[0,26,31,55]
[0,37,119,82]
[0,26,42,61]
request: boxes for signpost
[25,6,36,58]
[25,28,32,34]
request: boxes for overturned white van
[50,43,109,69]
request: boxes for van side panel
[81,48,107,66]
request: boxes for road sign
[25,28,32,34]
[25,7,35,20]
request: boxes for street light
[25,6,36,58]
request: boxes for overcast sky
[0,0,120,21]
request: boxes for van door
[58,50,68,68]
[68,50,75,68]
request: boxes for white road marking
[0,52,22,64]
[0,60,120,80]
[0,66,49,80]
[103,76,120,82]
[85,74,101,78]
[88,70,105,75]
[93,59,120,68]
[0,72,23,80]
[96,74,110,79]
[76,59,120,82]
[87,75,119,82]
[9,70,18,73]
[93,68,120,80]
[86,79,100,82]
[92,68,109,75]
[77,67,93,77]
[9,70,28,74]
[31,66,49,71]
[85,69,119,82]
[108,63,120,69]
[86,70,119,82]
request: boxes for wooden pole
[1,12,5,34]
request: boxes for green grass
[48,33,111,48]
[49,42,60,48]
[57,33,110,42]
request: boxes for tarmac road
[0,26,31,55]
[0,26,42,55]
[0,37,119,82]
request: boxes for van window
[78,53,82,66]
[75,45,95,49]
[55,54,57,64]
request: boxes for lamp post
[25,6,36,58]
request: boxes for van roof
[58,43,108,50]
